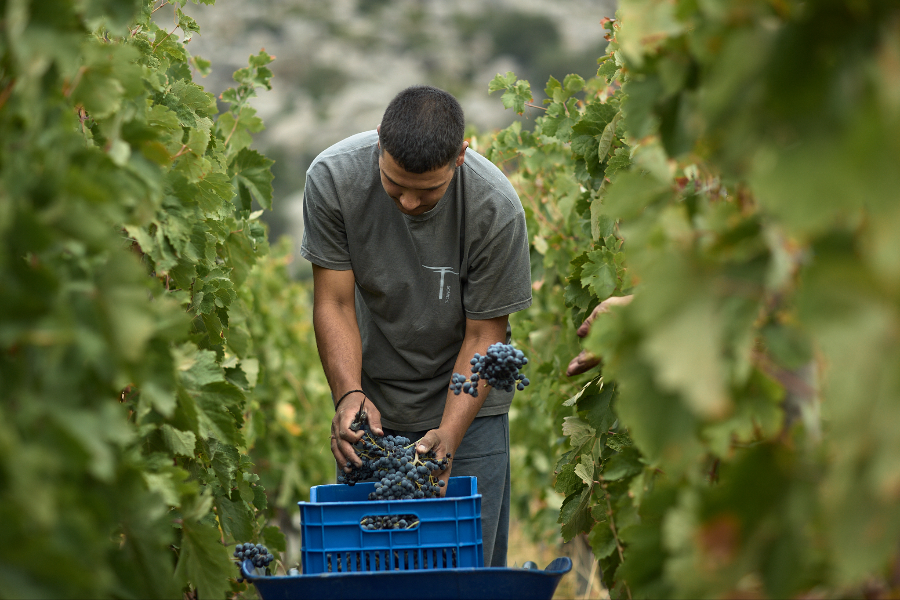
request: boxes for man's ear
[455,140,469,167]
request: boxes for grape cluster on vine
[234,542,274,568]
[338,402,450,500]
[361,514,419,530]
[449,343,529,397]
[233,542,275,581]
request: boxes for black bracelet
[335,389,365,411]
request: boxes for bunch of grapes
[449,342,529,398]
[234,542,274,568]
[337,404,451,500]
[233,542,275,581]
[360,514,419,530]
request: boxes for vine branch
[600,478,632,600]
[222,114,241,149]
[0,78,16,111]
[152,25,178,50]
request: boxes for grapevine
[0,0,281,597]
[486,1,900,597]
[449,343,530,397]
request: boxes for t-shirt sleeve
[299,163,353,271]
[463,202,532,320]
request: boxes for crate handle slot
[359,513,420,531]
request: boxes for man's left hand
[415,428,456,497]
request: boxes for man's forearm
[437,316,509,452]
[313,266,385,467]
[314,302,362,405]
[311,272,363,406]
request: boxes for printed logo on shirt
[423,266,457,302]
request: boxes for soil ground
[507,523,609,599]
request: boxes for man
[300,85,532,567]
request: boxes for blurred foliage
[240,237,333,510]
[10,0,900,597]
[0,0,324,597]
[487,0,900,597]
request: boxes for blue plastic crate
[298,476,483,574]
[241,557,573,600]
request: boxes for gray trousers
[385,414,510,568]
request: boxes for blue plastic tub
[241,557,573,600]
[298,476,483,574]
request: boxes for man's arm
[311,265,384,471]
[415,314,509,489]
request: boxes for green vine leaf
[588,519,618,560]
[601,447,644,482]
[230,147,275,211]
[577,381,617,434]
[559,485,594,542]
[214,493,255,541]
[562,416,596,450]
[555,463,586,496]
[262,525,287,553]
[488,71,533,114]
[580,251,618,300]
[161,424,198,457]
[174,519,234,600]
[574,453,596,485]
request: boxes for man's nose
[399,192,420,209]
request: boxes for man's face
[378,143,468,216]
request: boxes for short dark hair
[378,85,465,174]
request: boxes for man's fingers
[366,409,385,437]
[577,302,610,337]
[336,440,362,470]
[576,320,592,337]
[338,427,364,443]
[416,432,438,454]
[331,439,350,471]
[566,350,601,377]
[570,297,635,374]
[330,421,363,470]
[330,435,350,471]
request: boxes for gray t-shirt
[300,130,532,430]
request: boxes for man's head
[378,85,465,173]
[377,85,469,215]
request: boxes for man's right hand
[331,392,384,472]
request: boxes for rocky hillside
[179,0,617,262]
